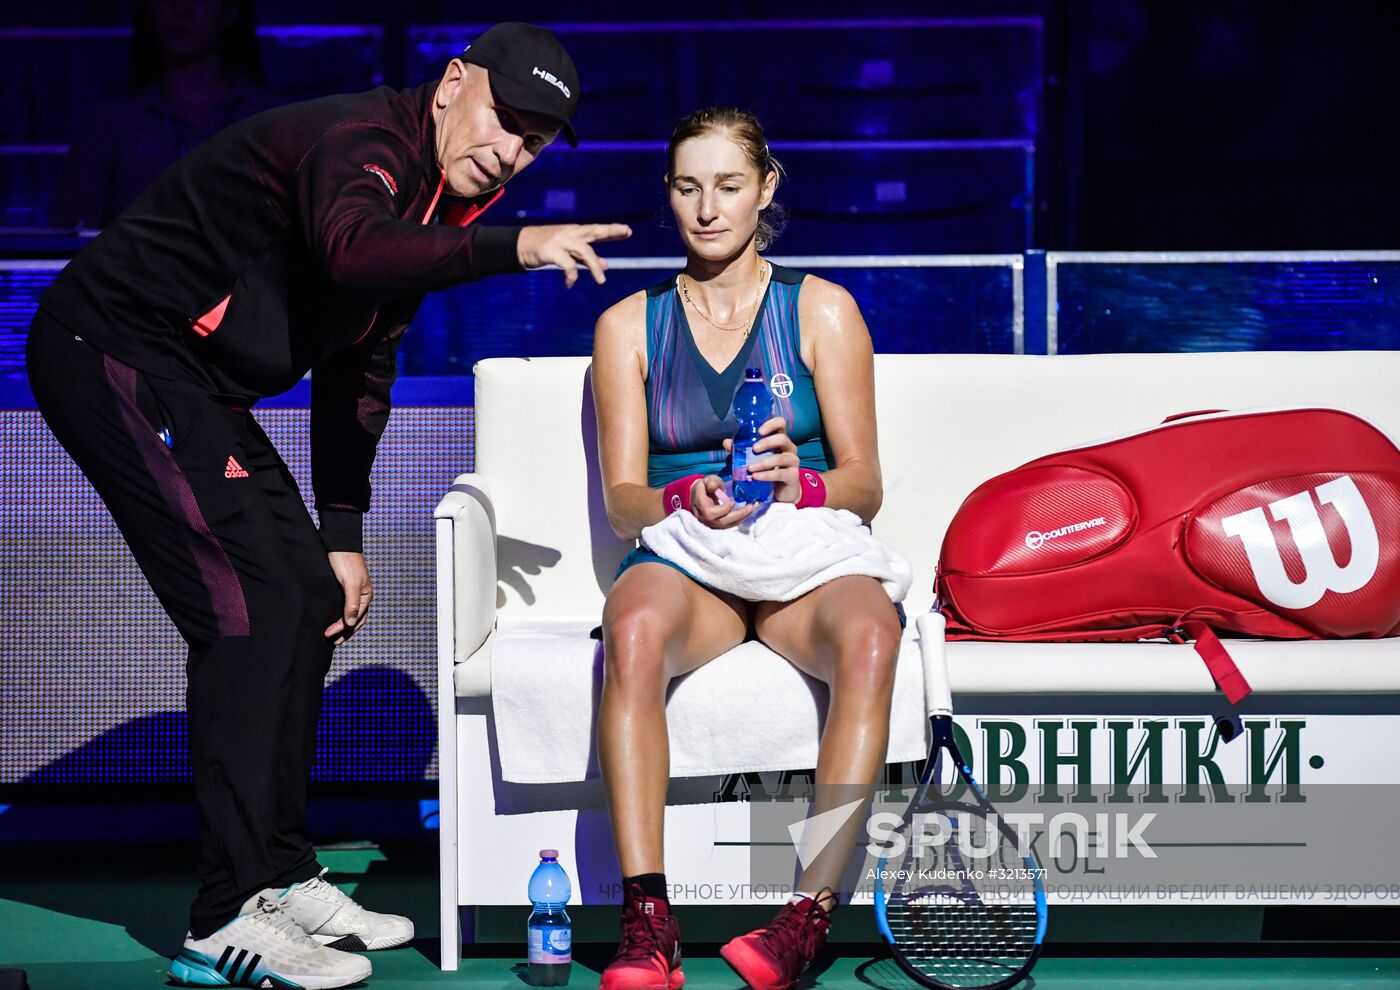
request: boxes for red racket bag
[936,408,1400,703]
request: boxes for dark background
[1068,0,1399,249]
[1,0,1396,250]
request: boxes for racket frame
[872,613,1048,990]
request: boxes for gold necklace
[679,261,769,338]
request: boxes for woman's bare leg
[754,576,902,906]
[599,563,749,876]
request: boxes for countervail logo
[1025,516,1107,550]
[532,66,571,98]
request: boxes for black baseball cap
[461,22,580,147]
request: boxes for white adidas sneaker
[168,889,372,989]
[279,868,414,951]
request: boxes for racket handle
[915,611,952,717]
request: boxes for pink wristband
[663,474,705,515]
[795,468,827,508]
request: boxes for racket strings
[883,809,1041,988]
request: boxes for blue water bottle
[527,849,572,986]
[731,367,775,504]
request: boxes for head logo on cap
[532,66,571,99]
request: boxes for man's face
[433,61,560,198]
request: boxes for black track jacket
[40,82,522,552]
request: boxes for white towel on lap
[639,503,913,603]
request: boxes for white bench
[434,352,1400,968]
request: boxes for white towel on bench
[488,617,931,784]
[639,503,913,603]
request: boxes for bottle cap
[745,367,763,380]
[540,849,559,859]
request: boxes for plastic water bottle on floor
[527,849,572,986]
[731,367,774,504]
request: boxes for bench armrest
[435,474,498,669]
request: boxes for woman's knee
[829,609,902,695]
[601,602,675,689]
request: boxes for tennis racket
[872,612,1047,989]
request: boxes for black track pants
[26,311,343,937]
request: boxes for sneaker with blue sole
[168,889,371,989]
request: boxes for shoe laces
[612,885,671,964]
[295,873,364,924]
[757,891,832,964]
[294,870,366,925]
[251,894,320,949]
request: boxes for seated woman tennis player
[591,106,902,990]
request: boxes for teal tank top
[643,263,833,488]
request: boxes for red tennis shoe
[598,884,684,990]
[720,895,831,990]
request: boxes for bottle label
[732,445,772,501]
[529,925,572,963]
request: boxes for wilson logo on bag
[936,408,1400,704]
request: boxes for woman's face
[668,130,774,261]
